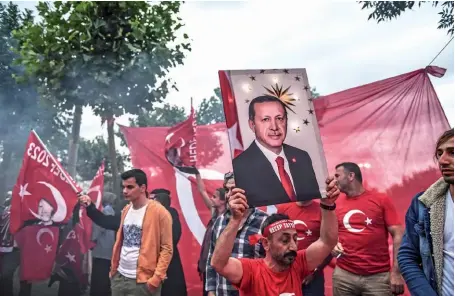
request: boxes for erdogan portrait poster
[219,68,328,207]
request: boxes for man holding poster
[233,95,321,207]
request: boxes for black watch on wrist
[320,202,336,211]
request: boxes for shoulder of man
[283,143,309,156]
[233,141,258,162]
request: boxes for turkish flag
[53,227,87,285]
[165,106,197,168]
[10,130,82,234]
[77,162,105,253]
[15,225,60,281]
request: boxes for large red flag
[77,162,105,254]
[10,130,82,234]
[15,225,60,281]
[121,67,449,296]
[165,102,197,168]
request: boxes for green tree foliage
[0,2,68,199]
[359,1,454,36]
[132,103,187,127]
[196,87,225,125]
[77,136,125,182]
[13,1,191,190]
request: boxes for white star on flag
[365,217,373,225]
[44,244,52,253]
[306,229,312,236]
[65,252,76,263]
[19,184,31,200]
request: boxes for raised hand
[321,176,340,206]
[228,188,248,220]
[79,195,92,207]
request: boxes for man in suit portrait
[233,95,321,207]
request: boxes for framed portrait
[219,68,328,207]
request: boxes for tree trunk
[106,113,119,194]
[67,104,83,178]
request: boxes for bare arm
[389,225,404,273]
[196,173,213,210]
[305,206,338,271]
[210,218,243,285]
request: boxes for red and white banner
[77,162,105,254]
[165,103,197,168]
[15,225,60,281]
[121,66,449,296]
[10,130,81,234]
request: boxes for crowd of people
[0,123,453,295]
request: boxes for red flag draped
[15,225,60,281]
[121,67,449,296]
[314,66,449,296]
[10,130,81,234]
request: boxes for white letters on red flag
[10,130,81,234]
[164,104,197,168]
[14,225,59,281]
[77,162,105,253]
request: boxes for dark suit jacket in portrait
[233,141,322,207]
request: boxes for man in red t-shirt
[277,200,332,295]
[210,177,340,296]
[333,162,405,296]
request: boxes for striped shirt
[205,208,268,296]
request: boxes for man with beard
[398,128,454,296]
[210,176,339,296]
[333,162,404,296]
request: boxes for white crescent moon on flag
[36,227,55,246]
[176,168,224,245]
[165,132,174,143]
[29,181,67,222]
[343,209,366,233]
[293,220,308,241]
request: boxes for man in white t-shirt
[81,169,173,296]
[399,128,454,296]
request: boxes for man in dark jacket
[398,128,454,296]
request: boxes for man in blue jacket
[398,128,454,296]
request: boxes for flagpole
[31,130,81,194]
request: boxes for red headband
[249,219,295,245]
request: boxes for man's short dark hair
[335,162,363,183]
[248,95,287,121]
[435,128,454,159]
[261,213,290,235]
[215,188,226,201]
[121,169,148,189]
[151,188,170,195]
[154,193,171,209]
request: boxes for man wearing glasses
[205,172,268,296]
